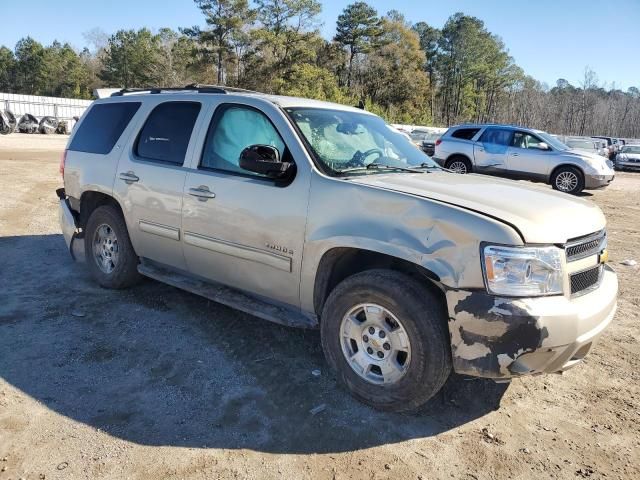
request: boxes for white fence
[0,92,92,122]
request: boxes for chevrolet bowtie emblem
[599,249,609,264]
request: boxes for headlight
[585,158,611,172]
[482,245,564,296]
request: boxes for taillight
[435,138,442,146]
[59,149,67,178]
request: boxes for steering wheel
[343,148,384,168]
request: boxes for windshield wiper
[337,163,421,175]
[410,162,442,171]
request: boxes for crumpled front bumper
[57,188,84,261]
[445,265,618,379]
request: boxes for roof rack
[110,84,259,97]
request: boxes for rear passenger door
[473,127,512,173]
[113,100,203,271]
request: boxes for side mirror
[239,145,291,178]
[536,142,550,151]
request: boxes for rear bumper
[584,173,614,189]
[445,265,618,379]
[57,188,84,261]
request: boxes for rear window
[451,128,480,140]
[135,102,201,165]
[69,102,141,154]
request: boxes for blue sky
[1,0,638,90]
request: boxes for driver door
[181,101,311,308]
[506,131,553,179]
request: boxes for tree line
[0,0,638,138]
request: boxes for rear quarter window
[68,102,141,154]
[135,102,201,165]
[451,128,480,140]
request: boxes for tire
[84,205,141,289]
[551,166,585,194]
[320,269,451,412]
[445,156,472,174]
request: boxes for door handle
[119,171,139,183]
[189,186,216,201]
[510,152,519,156]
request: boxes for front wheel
[551,166,584,194]
[320,269,451,412]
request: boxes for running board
[137,263,317,329]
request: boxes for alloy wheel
[449,161,468,174]
[555,171,578,192]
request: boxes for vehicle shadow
[0,234,508,454]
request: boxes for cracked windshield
[286,108,438,175]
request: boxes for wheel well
[549,164,584,183]
[78,191,123,234]
[313,248,442,316]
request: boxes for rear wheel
[551,166,584,194]
[84,205,141,289]
[445,156,472,174]
[320,269,451,412]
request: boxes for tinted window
[480,128,512,145]
[69,102,140,154]
[201,105,285,176]
[136,102,201,165]
[451,128,480,140]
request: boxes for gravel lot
[1,134,638,480]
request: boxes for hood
[619,152,640,160]
[350,171,605,244]
[564,149,603,162]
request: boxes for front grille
[565,230,606,262]
[570,265,603,295]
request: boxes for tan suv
[57,86,618,412]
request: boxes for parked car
[565,136,611,159]
[592,136,617,159]
[561,137,598,153]
[433,124,615,194]
[615,144,640,170]
[409,129,441,156]
[57,87,618,411]
[593,138,610,157]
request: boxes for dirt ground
[0,134,638,480]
